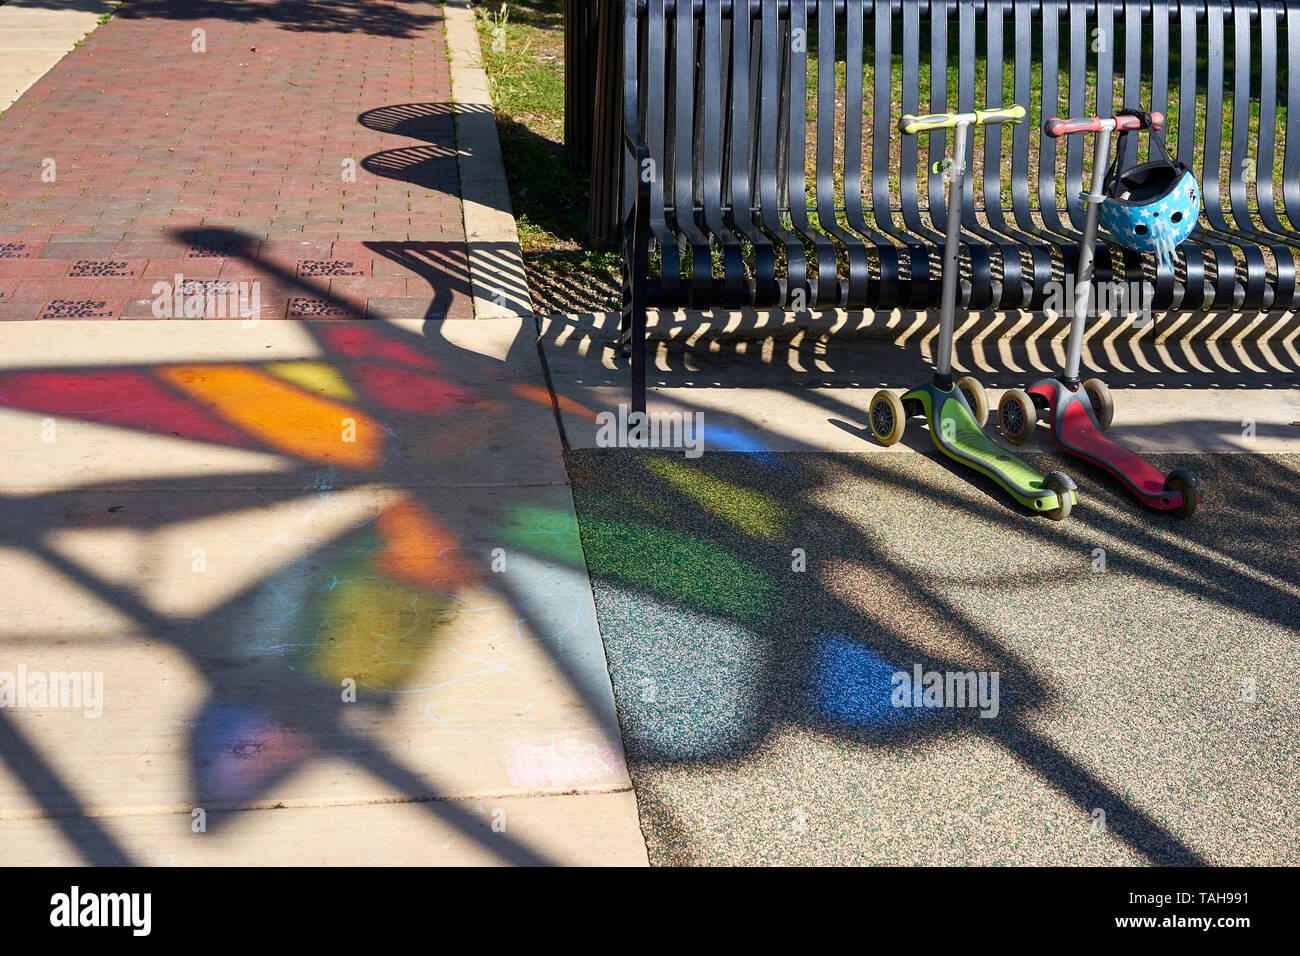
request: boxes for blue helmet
[1099,112,1200,271]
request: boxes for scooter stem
[1064,125,1113,384]
[934,119,969,383]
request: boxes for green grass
[774,21,1287,281]
[801,20,1283,221]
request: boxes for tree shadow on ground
[97,0,441,38]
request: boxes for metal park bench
[619,0,1300,411]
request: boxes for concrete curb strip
[0,0,117,112]
[443,0,534,319]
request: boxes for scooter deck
[906,382,1074,513]
[1027,381,1189,511]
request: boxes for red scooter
[994,112,1199,517]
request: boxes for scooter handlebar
[899,105,1025,135]
[899,112,958,135]
[974,105,1026,127]
[1044,111,1165,138]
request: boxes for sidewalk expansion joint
[0,785,637,821]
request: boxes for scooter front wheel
[869,390,907,446]
[956,375,989,427]
[1082,378,1114,430]
[998,388,1036,444]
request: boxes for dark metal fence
[564,0,601,173]
[564,0,627,248]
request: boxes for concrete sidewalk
[0,318,647,865]
[540,312,1300,455]
[0,0,640,867]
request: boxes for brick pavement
[0,0,473,320]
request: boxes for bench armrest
[621,130,652,288]
[622,130,652,201]
[622,128,647,161]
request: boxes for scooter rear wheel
[956,376,989,427]
[997,388,1036,444]
[1042,472,1075,522]
[1082,378,1114,430]
[869,390,906,446]
[1165,472,1199,519]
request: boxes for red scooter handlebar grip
[1112,111,1165,132]
[1045,116,1102,137]
[1046,112,1166,137]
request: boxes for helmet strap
[1109,107,1188,184]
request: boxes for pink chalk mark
[506,729,624,790]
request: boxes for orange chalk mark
[373,498,479,592]
[511,383,598,422]
[156,364,382,469]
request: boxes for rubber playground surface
[566,447,1300,865]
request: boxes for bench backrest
[621,0,1298,311]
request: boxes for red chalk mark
[0,369,253,446]
[348,361,473,415]
[318,324,439,370]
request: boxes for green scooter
[868,106,1078,520]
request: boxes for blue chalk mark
[701,423,786,469]
[807,633,922,728]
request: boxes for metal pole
[934,120,968,382]
[1065,125,1112,384]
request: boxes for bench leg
[623,139,652,415]
[628,218,649,416]
[630,297,647,415]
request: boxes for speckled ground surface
[566,448,1300,865]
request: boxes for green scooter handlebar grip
[900,105,1025,135]
[898,112,957,135]
[974,104,1026,126]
